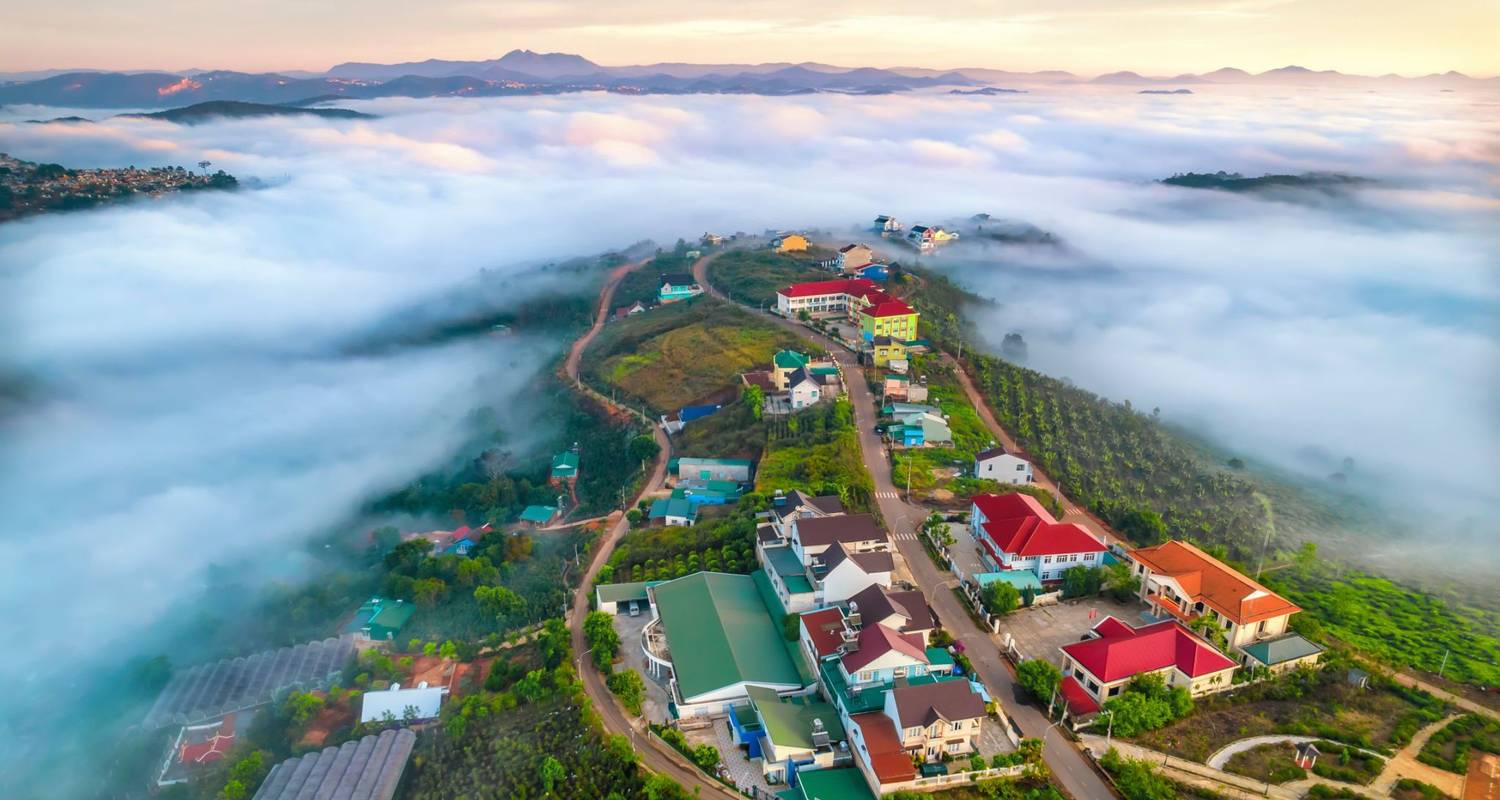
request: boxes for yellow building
[775,234,809,253]
[859,299,919,343]
[871,337,907,368]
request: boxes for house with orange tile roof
[848,711,918,791]
[1126,540,1304,655]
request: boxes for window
[1074,669,1084,681]
[1108,685,1122,697]
[859,671,872,682]
[1042,556,1052,564]
[1087,680,1100,693]
[947,741,965,753]
[907,727,922,738]
[1017,463,1026,471]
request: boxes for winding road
[690,252,1118,799]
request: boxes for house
[613,300,647,320]
[774,233,810,252]
[882,374,929,403]
[518,504,559,527]
[884,680,987,761]
[868,336,907,368]
[658,272,703,304]
[969,493,1106,581]
[441,523,491,556]
[848,712,919,791]
[1239,633,1325,675]
[790,513,889,564]
[1057,616,1238,713]
[772,349,810,389]
[702,232,725,246]
[818,544,894,605]
[858,298,919,343]
[349,597,415,642]
[839,622,932,689]
[846,584,938,645]
[786,368,823,409]
[644,572,812,717]
[549,450,579,486]
[974,446,1032,485]
[768,489,845,540]
[761,517,889,613]
[649,497,698,526]
[595,580,662,615]
[856,264,890,282]
[886,410,951,447]
[252,729,416,800]
[737,685,849,782]
[905,225,958,252]
[774,278,887,317]
[673,479,742,506]
[873,215,903,234]
[837,243,875,273]
[661,402,725,433]
[674,456,754,483]
[359,681,446,725]
[1127,540,1303,653]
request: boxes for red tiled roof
[1061,617,1236,683]
[972,492,1054,524]
[861,299,916,318]
[985,519,1106,558]
[1129,540,1299,625]
[801,607,847,658]
[777,278,879,299]
[842,623,929,673]
[851,712,918,784]
[1059,676,1100,716]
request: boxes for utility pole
[1438,648,1450,679]
[906,455,912,501]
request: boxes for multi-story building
[970,493,1106,582]
[1127,540,1303,653]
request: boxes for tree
[606,668,645,715]
[1103,560,1141,602]
[1189,616,1229,653]
[584,611,622,669]
[538,618,570,668]
[980,581,1020,616]
[475,585,525,618]
[741,384,765,421]
[628,434,660,468]
[538,755,565,793]
[690,744,720,771]
[1099,749,1176,800]
[1060,566,1102,599]
[439,640,459,660]
[1016,659,1062,705]
[284,691,325,724]
[1115,508,1168,546]
[411,576,449,608]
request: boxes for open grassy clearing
[1132,664,1447,761]
[755,397,876,512]
[706,248,832,307]
[1221,743,1307,784]
[582,297,806,414]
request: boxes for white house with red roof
[1057,615,1238,716]
[969,493,1107,583]
[774,277,890,317]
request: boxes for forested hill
[122,101,373,124]
[1161,171,1369,193]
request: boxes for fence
[908,764,1026,790]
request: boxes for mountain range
[1,49,1492,108]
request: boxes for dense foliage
[601,505,759,583]
[1418,713,1500,774]
[1101,674,1194,738]
[1099,748,1177,800]
[1016,659,1062,706]
[756,397,876,511]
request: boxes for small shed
[1294,742,1320,769]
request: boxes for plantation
[705,248,831,306]
[899,267,1500,687]
[1131,662,1447,761]
[583,298,807,413]
[755,397,876,512]
[1418,713,1500,774]
[601,506,760,584]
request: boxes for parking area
[945,521,987,581]
[610,610,673,725]
[683,717,773,795]
[998,595,1148,666]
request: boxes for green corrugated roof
[747,685,845,751]
[810,366,840,376]
[519,505,556,523]
[925,647,956,668]
[1242,634,1324,666]
[792,768,876,800]
[774,350,810,369]
[596,581,663,604]
[653,572,804,701]
[650,497,697,520]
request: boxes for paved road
[693,252,1117,799]
[561,260,736,799]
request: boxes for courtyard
[611,609,673,725]
[998,594,1149,666]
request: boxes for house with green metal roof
[649,497,698,526]
[549,451,579,484]
[595,581,663,614]
[645,572,811,717]
[774,767,876,800]
[346,597,415,642]
[518,505,559,526]
[738,685,849,784]
[1240,633,1324,674]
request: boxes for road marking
[875,491,901,499]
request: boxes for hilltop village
[0,152,238,222]
[122,216,1497,800]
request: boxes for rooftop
[794,514,885,548]
[1241,633,1324,666]
[1059,676,1100,716]
[764,545,815,594]
[518,505,556,523]
[800,607,848,659]
[1061,616,1237,683]
[785,768,876,800]
[850,712,917,784]
[651,572,806,701]
[252,729,415,800]
[1130,540,1300,624]
[861,299,917,318]
[774,349,811,369]
[777,277,879,299]
[841,623,928,673]
[550,451,579,478]
[746,685,846,750]
[890,679,986,727]
[596,580,663,605]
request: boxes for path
[561,259,734,799]
[1207,735,1321,770]
[693,251,1118,800]
[1390,672,1500,722]
[1366,714,1465,797]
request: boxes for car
[628,601,641,617]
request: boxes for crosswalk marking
[875,491,901,499]
[891,531,920,541]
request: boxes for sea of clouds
[0,85,1496,752]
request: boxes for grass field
[582,297,807,414]
[706,248,832,307]
[673,402,766,460]
[755,398,876,512]
[1222,743,1307,784]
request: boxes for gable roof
[841,623,928,673]
[794,514,884,547]
[649,497,696,521]
[850,712,917,784]
[1059,676,1101,716]
[1129,540,1300,624]
[788,768,876,800]
[972,492,1053,522]
[651,572,804,700]
[822,542,894,576]
[801,607,848,659]
[550,451,579,477]
[986,519,1106,558]
[890,680,986,728]
[778,278,879,299]
[774,349,811,369]
[1061,616,1236,683]
[975,446,1013,461]
[1241,634,1324,666]
[847,584,934,633]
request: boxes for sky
[3,0,1499,77]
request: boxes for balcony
[1146,593,1199,622]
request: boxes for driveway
[1000,596,1146,667]
[612,610,672,725]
